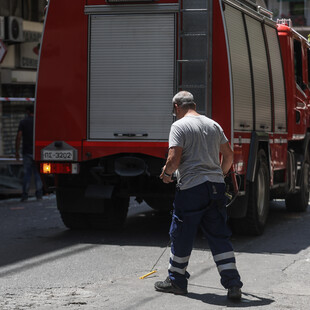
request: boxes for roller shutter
[264,25,287,132]
[245,15,272,132]
[224,5,253,131]
[88,13,175,140]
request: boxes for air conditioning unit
[5,16,24,43]
[0,17,4,40]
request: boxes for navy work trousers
[168,181,242,290]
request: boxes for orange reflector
[40,163,79,174]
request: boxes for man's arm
[15,130,22,160]
[160,146,183,183]
[220,142,234,176]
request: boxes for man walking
[15,106,43,201]
[154,91,243,300]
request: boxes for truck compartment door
[88,12,175,140]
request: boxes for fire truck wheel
[88,197,129,230]
[285,162,309,212]
[231,149,270,235]
[246,149,270,235]
[60,212,91,230]
[143,197,174,211]
[59,197,129,230]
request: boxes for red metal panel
[35,0,88,160]
[35,140,168,162]
[212,0,232,143]
[82,141,168,160]
[301,40,310,126]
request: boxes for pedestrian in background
[155,91,243,300]
[15,106,43,202]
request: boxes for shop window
[22,0,46,22]
[1,84,35,98]
[0,0,45,21]
[0,1,10,16]
[0,0,22,17]
[0,84,35,155]
[290,2,306,26]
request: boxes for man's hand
[160,165,174,183]
[160,147,182,184]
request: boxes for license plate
[42,150,73,161]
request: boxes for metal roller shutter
[88,13,175,140]
[264,25,287,132]
[245,15,272,132]
[224,5,253,131]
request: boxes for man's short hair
[172,91,196,109]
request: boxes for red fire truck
[35,0,310,234]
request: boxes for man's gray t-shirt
[169,115,228,190]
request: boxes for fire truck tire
[59,197,129,230]
[88,197,129,230]
[285,162,309,212]
[231,149,270,235]
[60,212,91,230]
[143,197,173,211]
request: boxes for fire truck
[35,0,310,235]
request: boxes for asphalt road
[0,195,309,309]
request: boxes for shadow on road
[187,290,274,308]
[55,199,310,255]
[0,197,309,272]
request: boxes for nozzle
[225,192,233,200]
[139,270,157,279]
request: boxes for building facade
[0,0,45,195]
[0,0,45,156]
[267,0,310,37]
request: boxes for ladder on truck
[177,0,212,116]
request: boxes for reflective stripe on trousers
[168,252,190,275]
[213,251,237,273]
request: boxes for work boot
[154,277,188,295]
[36,190,43,200]
[227,286,242,301]
[20,194,28,202]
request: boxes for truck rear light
[40,163,79,174]
[42,163,51,174]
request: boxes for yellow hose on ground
[139,270,157,279]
